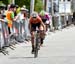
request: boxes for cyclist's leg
[42,19,47,32]
[45,21,48,31]
[30,24,36,54]
[45,20,50,31]
[43,23,46,31]
[31,23,42,53]
[31,31,35,53]
[46,24,50,31]
[39,25,45,46]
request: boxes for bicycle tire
[34,38,39,58]
[34,32,40,58]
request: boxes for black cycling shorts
[31,23,41,31]
[42,19,47,24]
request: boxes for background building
[45,0,72,14]
[72,0,75,12]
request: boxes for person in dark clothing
[73,12,75,25]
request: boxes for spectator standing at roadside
[6,4,15,34]
[73,12,75,25]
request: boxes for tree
[0,0,8,5]
[0,0,44,13]
[15,0,30,10]
[0,0,30,10]
[34,0,43,13]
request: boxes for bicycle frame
[34,29,41,58]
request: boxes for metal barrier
[0,17,31,55]
[67,15,73,25]
[0,21,9,55]
[14,20,25,43]
[0,21,5,49]
[15,18,31,42]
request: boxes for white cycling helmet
[31,12,38,18]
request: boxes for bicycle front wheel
[34,33,40,58]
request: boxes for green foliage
[0,0,43,13]
[34,0,43,13]
[0,1,6,6]
[0,0,30,10]
[0,0,8,5]
[15,0,30,10]
[0,1,2,5]
[8,0,11,4]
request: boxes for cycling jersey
[39,12,50,24]
[29,16,42,31]
[29,16,42,24]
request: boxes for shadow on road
[9,56,34,59]
[9,56,48,59]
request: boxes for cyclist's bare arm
[40,20,46,31]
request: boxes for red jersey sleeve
[37,16,42,22]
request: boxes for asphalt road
[0,26,75,64]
